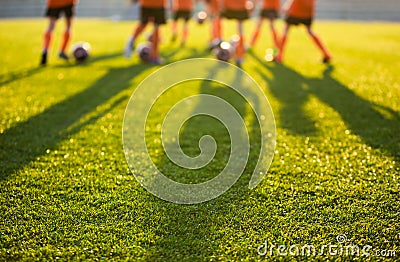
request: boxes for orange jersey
[262,0,280,10]
[287,0,315,18]
[140,0,165,8]
[207,0,221,13]
[47,0,76,8]
[173,0,193,11]
[222,0,247,11]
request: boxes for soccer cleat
[124,38,135,58]
[150,57,164,65]
[235,58,243,67]
[40,52,47,66]
[58,52,69,61]
[273,54,282,63]
[322,56,331,64]
[208,39,222,51]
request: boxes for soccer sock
[276,34,286,61]
[216,17,222,40]
[43,31,52,53]
[182,23,188,43]
[212,17,221,41]
[236,35,245,61]
[172,21,178,36]
[309,33,331,58]
[250,29,260,47]
[250,19,262,47]
[150,26,160,59]
[269,21,279,49]
[211,19,217,41]
[235,22,245,60]
[60,31,70,54]
[276,25,289,61]
[127,37,135,48]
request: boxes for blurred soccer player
[171,0,194,46]
[220,0,250,66]
[204,0,222,49]
[40,0,77,65]
[249,0,280,50]
[124,0,167,64]
[275,0,332,63]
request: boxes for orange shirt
[173,0,193,11]
[287,0,315,18]
[207,0,221,13]
[222,0,247,11]
[140,0,165,8]
[47,0,76,8]
[262,0,280,10]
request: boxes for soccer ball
[197,11,208,24]
[213,41,234,62]
[136,42,152,62]
[215,48,231,62]
[71,42,91,62]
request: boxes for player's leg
[209,15,222,49]
[207,1,222,48]
[150,24,162,64]
[235,20,245,66]
[125,6,150,58]
[181,18,189,46]
[59,15,73,60]
[43,18,56,53]
[268,18,279,50]
[306,26,332,63]
[147,7,166,64]
[275,23,290,62]
[133,22,148,39]
[215,16,222,41]
[171,13,178,41]
[41,17,57,65]
[250,17,263,48]
[124,22,147,57]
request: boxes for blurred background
[0,0,399,21]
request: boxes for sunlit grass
[0,18,399,260]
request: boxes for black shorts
[173,10,191,21]
[260,9,278,19]
[221,9,249,21]
[140,7,167,25]
[45,4,74,19]
[285,16,313,26]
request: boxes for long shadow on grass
[162,45,211,63]
[142,65,264,259]
[0,63,151,179]
[256,61,400,161]
[0,67,43,87]
[0,53,123,86]
[52,52,123,68]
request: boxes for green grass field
[1,18,399,260]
